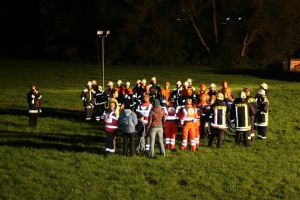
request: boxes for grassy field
[0,58,300,199]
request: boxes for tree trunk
[212,0,219,44]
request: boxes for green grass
[0,57,300,199]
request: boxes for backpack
[121,110,134,127]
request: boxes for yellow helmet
[238,91,246,98]
[216,93,224,100]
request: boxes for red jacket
[103,109,119,132]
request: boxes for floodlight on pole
[96,30,110,88]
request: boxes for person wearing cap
[255,89,269,139]
[180,81,195,106]
[186,78,196,92]
[218,81,234,100]
[243,88,257,141]
[180,99,198,151]
[104,81,114,108]
[146,99,166,157]
[196,84,210,139]
[119,100,138,157]
[103,101,119,155]
[135,95,152,151]
[172,80,182,106]
[140,79,148,92]
[149,77,161,101]
[115,80,124,106]
[122,82,134,108]
[208,93,228,148]
[135,113,146,153]
[133,79,143,108]
[197,84,210,106]
[160,81,172,107]
[230,91,256,146]
[162,97,180,150]
[92,80,105,122]
[27,85,42,127]
[80,81,95,121]
[259,83,268,98]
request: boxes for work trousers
[208,127,224,148]
[181,122,196,151]
[235,130,251,146]
[85,107,93,120]
[29,113,38,127]
[257,126,268,139]
[194,119,201,146]
[165,121,177,149]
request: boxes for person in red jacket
[180,99,197,151]
[103,101,119,155]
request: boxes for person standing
[146,99,166,157]
[135,113,146,154]
[149,77,161,101]
[122,82,134,108]
[230,91,256,146]
[103,81,114,108]
[115,80,124,106]
[80,81,95,121]
[160,81,172,107]
[27,85,42,127]
[162,97,179,150]
[208,93,228,148]
[243,88,257,141]
[103,101,119,155]
[256,89,269,139]
[180,99,197,151]
[172,80,182,106]
[92,80,105,122]
[119,100,138,157]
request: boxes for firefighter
[256,89,269,139]
[223,88,234,132]
[186,78,197,100]
[104,81,114,108]
[135,95,153,151]
[92,80,105,122]
[133,79,143,108]
[230,91,256,146]
[115,80,124,106]
[180,82,195,106]
[259,83,269,98]
[208,83,217,97]
[149,77,161,100]
[218,81,234,100]
[172,80,182,106]
[80,81,95,121]
[197,84,210,139]
[180,99,197,151]
[161,81,172,107]
[208,93,228,148]
[243,88,257,141]
[122,82,134,108]
[163,97,179,150]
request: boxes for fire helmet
[216,93,224,100]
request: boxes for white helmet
[258,89,266,96]
[107,81,114,86]
[260,83,268,90]
[117,80,123,85]
[210,83,216,88]
[125,82,130,86]
[183,81,189,86]
[176,80,182,85]
[86,81,92,86]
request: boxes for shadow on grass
[0,107,85,121]
[207,69,300,82]
[0,130,107,154]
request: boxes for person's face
[176,84,181,88]
[109,102,115,109]
[113,91,119,98]
[31,87,37,94]
[109,85,113,89]
[152,80,156,84]
[87,85,92,89]
[184,85,188,89]
[165,84,169,89]
[188,81,192,86]
[223,83,227,88]
[210,86,216,91]
[246,91,250,96]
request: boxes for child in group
[135,113,146,154]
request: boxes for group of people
[80,77,269,158]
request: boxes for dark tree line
[2,0,300,67]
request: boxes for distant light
[238,18,242,20]
[226,18,230,21]
[176,18,181,21]
[107,30,111,34]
